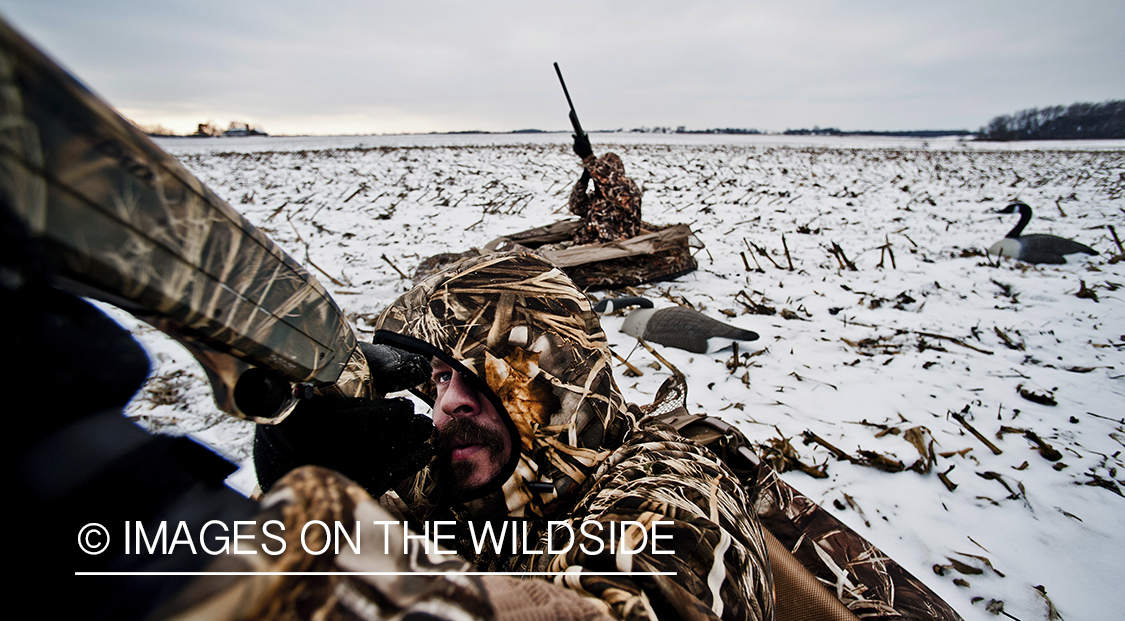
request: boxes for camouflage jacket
[374,252,773,621]
[568,153,642,244]
[518,419,775,621]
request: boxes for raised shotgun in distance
[553,61,593,159]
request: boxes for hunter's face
[430,358,512,497]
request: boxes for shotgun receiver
[553,62,593,159]
[0,16,371,423]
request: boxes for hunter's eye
[430,356,455,386]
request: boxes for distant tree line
[977,100,1124,141]
[679,127,763,135]
[783,127,972,138]
[626,126,763,134]
[138,124,177,136]
[783,127,841,136]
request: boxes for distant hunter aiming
[555,62,643,244]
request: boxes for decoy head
[592,296,654,313]
[995,202,1028,215]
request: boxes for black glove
[253,395,434,497]
[359,342,431,396]
[573,131,593,159]
[253,343,435,496]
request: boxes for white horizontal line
[75,571,678,577]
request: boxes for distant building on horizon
[223,121,268,137]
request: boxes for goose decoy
[988,202,1098,264]
[594,297,759,353]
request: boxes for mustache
[434,417,506,455]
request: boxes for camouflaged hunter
[568,153,643,245]
[373,252,775,621]
[555,63,640,245]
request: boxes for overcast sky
[3,1,1122,136]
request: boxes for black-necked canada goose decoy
[594,297,759,353]
[988,202,1098,264]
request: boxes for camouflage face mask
[375,252,634,520]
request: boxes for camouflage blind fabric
[649,379,961,621]
[753,467,963,621]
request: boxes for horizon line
[148,127,977,139]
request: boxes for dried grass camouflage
[376,252,774,621]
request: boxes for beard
[433,417,508,500]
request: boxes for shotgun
[2,15,407,617]
[0,16,373,423]
[553,62,593,159]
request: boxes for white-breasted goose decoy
[988,202,1098,264]
[594,297,759,353]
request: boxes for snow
[121,132,1124,621]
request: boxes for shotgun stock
[0,16,370,423]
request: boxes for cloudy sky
[3,1,1122,136]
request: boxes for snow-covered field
[118,132,1123,621]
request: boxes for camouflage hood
[589,152,626,186]
[375,252,635,520]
